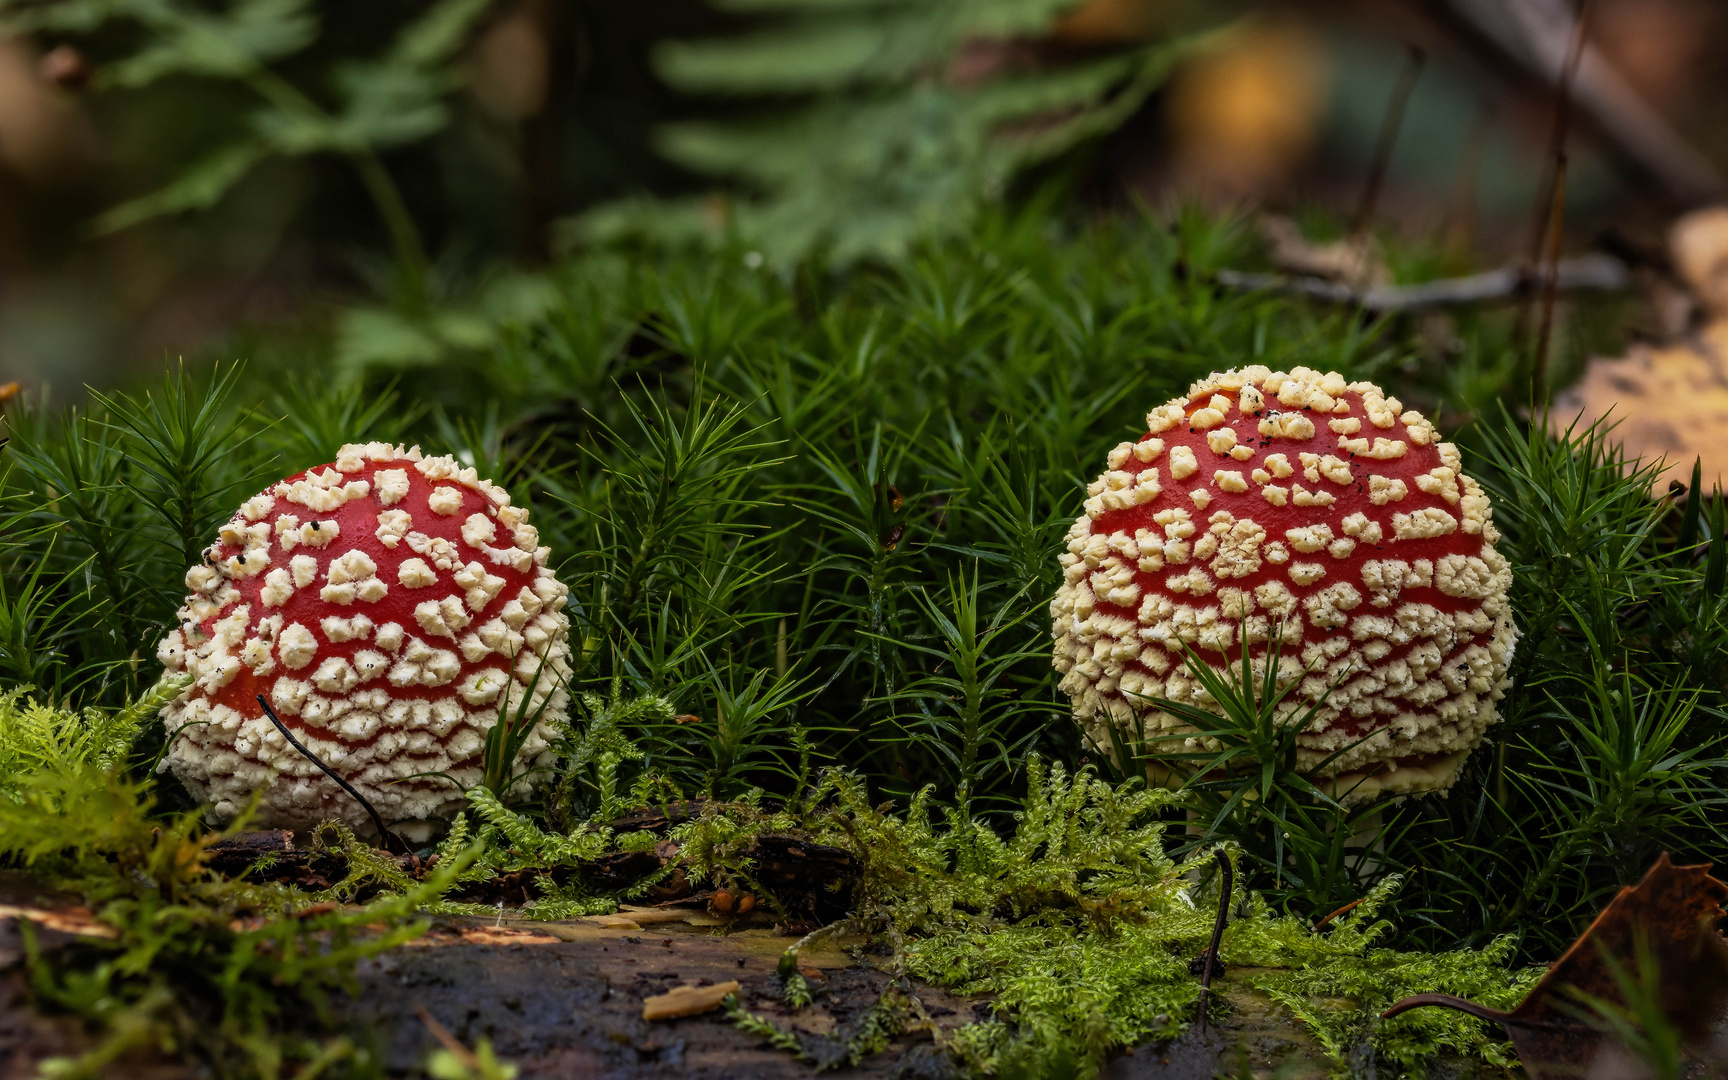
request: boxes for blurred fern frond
[0,0,495,293]
[572,0,1215,266]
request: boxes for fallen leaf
[1670,206,1728,317]
[642,980,742,1021]
[1383,853,1728,1080]
[1554,206,1728,494]
[1551,321,1728,493]
[586,914,642,930]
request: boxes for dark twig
[1443,104,1494,258]
[1533,153,1570,402]
[256,694,408,854]
[1353,45,1426,240]
[1525,0,1588,268]
[1532,0,1590,404]
[1214,253,1628,313]
[1195,849,1233,1035]
[1423,0,1724,209]
[1382,992,1513,1023]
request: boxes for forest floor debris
[2,905,1516,1079]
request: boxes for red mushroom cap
[1051,367,1518,799]
[158,442,572,833]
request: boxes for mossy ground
[0,208,1720,1078]
[0,687,1542,1079]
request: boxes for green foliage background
[580,0,1204,265]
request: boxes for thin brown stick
[1312,897,1364,931]
[256,694,408,855]
[1524,1,1588,268]
[1195,849,1232,1035]
[1353,45,1427,240]
[1532,0,1591,404]
[1533,152,1570,402]
[1423,0,1724,209]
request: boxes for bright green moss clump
[690,759,1538,1078]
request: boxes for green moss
[0,685,473,1078]
[1230,879,1537,1075]
[882,800,1537,1078]
[0,675,189,800]
[675,758,1535,1078]
[0,672,1552,1080]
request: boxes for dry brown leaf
[1550,320,1728,493]
[642,980,742,1021]
[1671,207,1728,316]
[1554,203,1728,493]
[1384,853,1728,1080]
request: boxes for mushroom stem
[256,694,409,855]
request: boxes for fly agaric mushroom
[157,443,572,835]
[1052,367,1517,799]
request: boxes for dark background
[0,0,1722,391]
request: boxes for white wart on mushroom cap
[1051,366,1519,800]
[157,442,572,832]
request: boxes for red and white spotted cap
[157,442,572,833]
[1052,367,1518,799]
